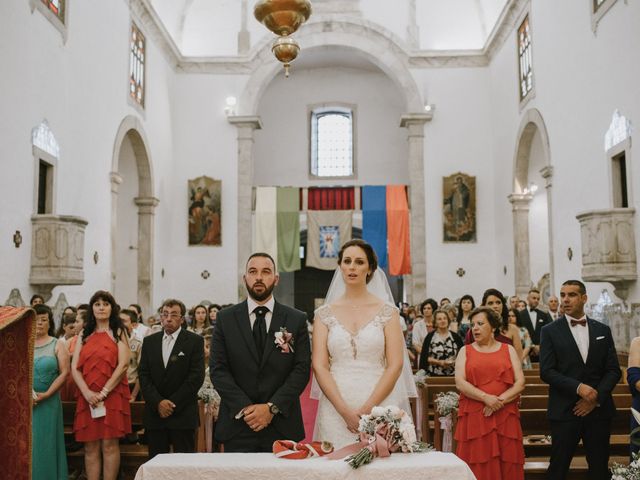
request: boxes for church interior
[1,0,640,477]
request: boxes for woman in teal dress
[33,304,69,480]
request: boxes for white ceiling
[149,0,510,58]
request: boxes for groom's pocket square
[178,351,186,356]
[596,336,605,340]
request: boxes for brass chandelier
[254,0,312,77]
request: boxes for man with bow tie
[540,280,621,480]
[211,253,310,452]
[138,299,205,459]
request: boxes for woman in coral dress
[454,306,525,480]
[72,291,131,480]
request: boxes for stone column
[228,116,262,299]
[400,113,432,304]
[134,196,159,317]
[509,192,533,298]
[238,0,250,55]
[540,165,555,294]
[109,171,123,294]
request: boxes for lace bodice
[315,302,396,369]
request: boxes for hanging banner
[306,210,353,270]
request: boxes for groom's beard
[245,279,276,302]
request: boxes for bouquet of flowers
[414,369,428,388]
[336,405,431,469]
[435,391,459,416]
[611,453,640,480]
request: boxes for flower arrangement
[198,380,220,405]
[434,391,460,417]
[340,405,432,469]
[611,453,640,480]
[414,369,427,388]
[274,327,294,353]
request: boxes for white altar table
[134,452,476,480]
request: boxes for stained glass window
[310,107,354,177]
[518,15,533,100]
[41,0,65,23]
[130,23,146,107]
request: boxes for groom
[211,252,311,452]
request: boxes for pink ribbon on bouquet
[439,414,453,452]
[327,424,399,460]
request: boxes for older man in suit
[138,299,205,459]
[540,280,621,480]
[211,252,310,452]
[518,288,552,361]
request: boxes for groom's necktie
[253,306,269,355]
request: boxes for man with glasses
[138,299,205,459]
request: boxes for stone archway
[111,115,158,315]
[230,19,430,302]
[509,108,554,298]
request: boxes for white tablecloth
[134,452,476,480]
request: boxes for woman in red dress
[72,291,131,480]
[454,306,525,480]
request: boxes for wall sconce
[224,96,237,116]
[13,230,22,248]
[93,251,99,264]
[567,247,573,261]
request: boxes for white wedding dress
[313,302,412,449]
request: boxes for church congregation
[2,0,640,479]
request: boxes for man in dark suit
[540,280,621,480]
[211,252,311,452]
[138,299,205,459]
[518,288,552,361]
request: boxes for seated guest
[189,304,211,336]
[440,297,451,307]
[128,304,150,341]
[442,303,459,333]
[30,294,45,306]
[455,306,525,480]
[508,308,532,369]
[208,304,221,331]
[419,310,463,376]
[509,295,520,311]
[627,335,640,456]
[413,298,438,355]
[119,309,143,401]
[33,304,69,480]
[456,294,475,339]
[516,300,527,312]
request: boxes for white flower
[274,331,284,340]
[400,423,417,444]
[387,405,402,419]
[371,406,386,417]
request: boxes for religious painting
[443,172,476,242]
[319,226,340,258]
[188,176,221,246]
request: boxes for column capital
[400,113,433,127]
[134,196,160,214]
[110,171,123,193]
[227,115,263,130]
[540,165,554,187]
[508,192,533,209]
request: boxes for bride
[311,239,417,448]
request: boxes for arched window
[517,15,533,101]
[310,106,355,178]
[130,22,146,108]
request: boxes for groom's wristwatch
[267,402,280,415]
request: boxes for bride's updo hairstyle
[337,239,378,284]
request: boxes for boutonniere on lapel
[274,327,294,353]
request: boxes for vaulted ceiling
[148,0,510,58]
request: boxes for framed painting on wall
[188,176,221,246]
[443,172,476,242]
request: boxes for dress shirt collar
[163,326,181,341]
[247,296,275,316]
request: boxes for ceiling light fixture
[254,0,312,78]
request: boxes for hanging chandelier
[254,0,312,77]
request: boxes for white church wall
[488,1,640,304]
[527,129,550,290]
[253,67,409,186]
[159,73,250,307]
[0,2,176,311]
[412,67,500,303]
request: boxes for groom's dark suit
[539,316,621,480]
[211,299,310,451]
